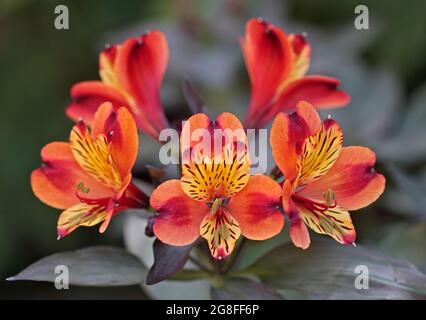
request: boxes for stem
[223,237,247,274]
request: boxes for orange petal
[115,31,170,136]
[66,81,129,124]
[227,175,284,240]
[91,103,138,179]
[31,142,113,210]
[242,18,294,128]
[270,101,321,181]
[289,216,311,250]
[151,180,208,246]
[300,146,385,211]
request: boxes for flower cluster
[31,18,385,260]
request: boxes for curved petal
[242,18,294,128]
[227,175,284,240]
[92,103,138,179]
[31,142,114,210]
[300,146,386,210]
[66,81,129,124]
[115,31,169,135]
[270,101,321,181]
[275,75,350,113]
[297,205,356,245]
[151,180,208,246]
[57,202,108,239]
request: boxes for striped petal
[270,101,321,181]
[181,144,250,201]
[296,118,343,188]
[151,180,208,246]
[69,120,122,191]
[200,208,241,260]
[300,146,386,210]
[297,204,356,245]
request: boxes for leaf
[8,246,145,287]
[210,277,284,300]
[145,239,194,285]
[249,239,426,299]
[183,77,209,115]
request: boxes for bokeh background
[1,0,426,299]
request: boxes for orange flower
[31,102,148,238]
[270,101,385,249]
[66,32,170,140]
[150,113,284,259]
[241,18,350,129]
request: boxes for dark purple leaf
[145,239,194,285]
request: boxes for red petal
[31,142,114,210]
[300,146,385,210]
[227,175,284,240]
[115,31,170,136]
[270,101,321,181]
[273,75,349,120]
[151,180,208,246]
[242,18,294,128]
[66,81,129,124]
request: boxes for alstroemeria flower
[150,113,283,259]
[242,18,350,129]
[270,101,385,249]
[66,31,170,140]
[31,102,149,238]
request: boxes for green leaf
[248,239,426,299]
[210,277,284,300]
[8,246,145,287]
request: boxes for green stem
[223,237,247,274]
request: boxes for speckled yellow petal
[200,209,241,260]
[296,118,343,188]
[70,121,122,190]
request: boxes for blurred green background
[1,0,426,299]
